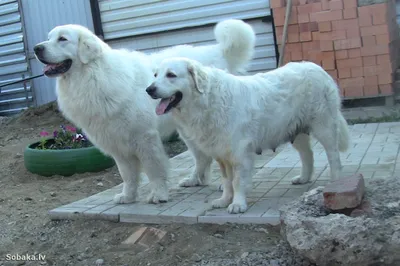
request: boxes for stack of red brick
[271,0,399,98]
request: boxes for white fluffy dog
[33,20,256,204]
[146,58,350,214]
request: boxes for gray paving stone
[48,122,400,225]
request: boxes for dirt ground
[0,102,308,266]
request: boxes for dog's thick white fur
[148,58,350,214]
[33,20,256,204]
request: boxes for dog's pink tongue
[43,64,56,73]
[156,98,170,115]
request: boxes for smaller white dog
[146,58,350,214]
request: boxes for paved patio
[49,122,400,225]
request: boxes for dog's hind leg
[178,138,213,187]
[138,131,170,204]
[212,159,234,208]
[312,119,342,181]
[291,133,314,184]
[113,155,141,204]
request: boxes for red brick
[273,7,298,26]
[363,64,393,76]
[320,40,333,51]
[322,51,335,70]
[338,68,351,78]
[286,43,303,53]
[337,57,362,68]
[327,69,338,79]
[334,38,361,50]
[312,31,320,40]
[351,67,363,77]
[288,33,300,43]
[343,0,357,9]
[310,10,343,22]
[344,86,364,97]
[332,19,359,31]
[363,85,379,96]
[335,50,348,59]
[376,34,390,45]
[329,0,343,10]
[371,3,388,25]
[379,84,393,95]
[288,24,300,34]
[360,24,389,36]
[364,75,378,86]
[358,7,372,27]
[298,13,310,23]
[302,41,320,51]
[348,48,361,58]
[306,51,324,64]
[299,22,319,32]
[321,0,329,10]
[362,56,376,66]
[360,45,389,56]
[362,35,376,47]
[343,8,357,19]
[377,54,390,65]
[346,26,360,37]
[297,2,322,14]
[378,73,392,85]
[309,21,319,32]
[291,51,303,61]
[319,30,346,41]
[299,0,307,4]
[318,21,331,32]
[300,31,312,41]
[271,0,285,8]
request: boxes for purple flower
[53,130,58,138]
[40,131,49,137]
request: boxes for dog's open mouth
[42,59,72,77]
[155,91,183,115]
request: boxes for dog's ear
[78,34,102,64]
[187,61,207,94]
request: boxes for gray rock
[280,178,400,266]
[95,258,104,265]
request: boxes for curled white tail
[214,19,256,74]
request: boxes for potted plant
[24,125,115,177]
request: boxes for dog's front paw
[212,197,231,208]
[147,187,169,204]
[227,201,248,214]
[113,193,136,204]
[179,177,201,187]
[291,175,311,185]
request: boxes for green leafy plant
[37,125,93,150]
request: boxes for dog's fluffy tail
[338,112,350,152]
[214,19,256,74]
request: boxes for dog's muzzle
[146,84,158,99]
[34,44,45,59]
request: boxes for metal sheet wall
[0,0,31,115]
[20,0,94,107]
[108,18,276,74]
[99,0,271,40]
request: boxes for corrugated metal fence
[0,0,32,115]
[99,0,271,40]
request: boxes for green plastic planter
[24,140,115,177]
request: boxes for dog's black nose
[146,85,157,96]
[34,45,45,55]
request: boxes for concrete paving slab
[49,122,400,225]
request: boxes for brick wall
[271,0,399,99]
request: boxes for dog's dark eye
[154,73,157,77]
[166,72,176,78]
[58,36,67,42]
